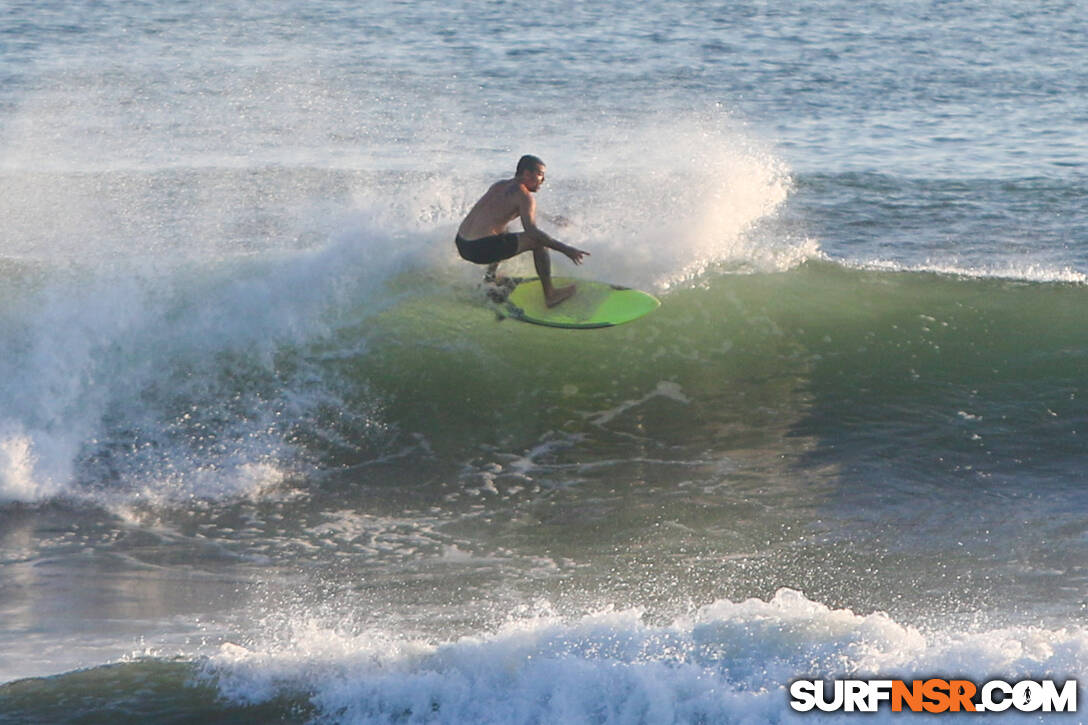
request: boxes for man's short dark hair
[516,155,545,175]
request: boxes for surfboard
[498,278,660,329]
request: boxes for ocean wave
[10,589,1078,723]
[190,589,1081,723]
[1,253,1085,508]
[0,109,802,508]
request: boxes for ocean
[1,0,1086,722]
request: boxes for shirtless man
[456,155,589,307]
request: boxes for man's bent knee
[516,233,544,254]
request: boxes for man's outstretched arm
[519,191,589,264]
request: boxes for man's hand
[564,245,589,265]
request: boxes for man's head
[516,154,546,192]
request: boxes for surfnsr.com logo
[789,678,1078,714]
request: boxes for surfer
[456,155,589,307]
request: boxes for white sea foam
[203,588,1087,724]
[0,209,428,506]
[0,433,57,503]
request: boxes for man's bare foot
[545,284,576,308]
[483,271,517,288]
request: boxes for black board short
[455,233,520,265]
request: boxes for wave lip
[846,257,1088,285]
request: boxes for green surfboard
[500,278,660,329]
